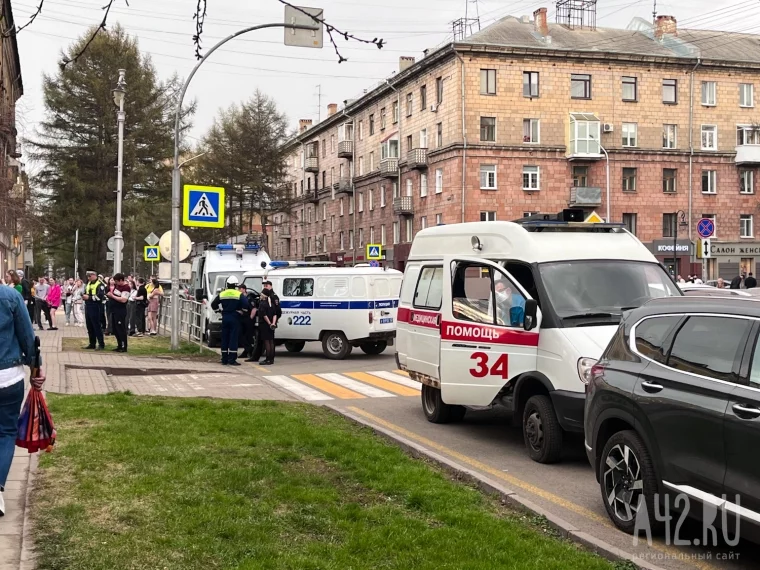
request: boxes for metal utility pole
[112,69,127,274]
[170,20,319,350]
[74,229,79,278]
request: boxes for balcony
[407,148,428,170]
[735,145,760,165]
[306,191,320,204]
[393,196,414,216]
[568,114,603,161]
[338,140,354,158]
[569,186,602,207]
[305,157,319,173]
[333,177,353,195]
[380,157,399,178]
[278,227,291,239]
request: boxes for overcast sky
[12,0,760,157]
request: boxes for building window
[340,197,344,216]
[522,166,539,190]
[392,182,399,199]
[380,107,386,129]
[330,215,335,232]
[381,138,399,159]
[420,85,427,110]
[405,178,413,197]
[740,83,754,108]
[622,213,637,235]
[322,170,326,189]
[369,188,374,210]
[480,69,496,95]
[349,229,354,250]
[358,192,364,212]
[436,122,443,147]
[663,213,676,238]
[393,222,400,245]
[663,124,677,149]
[339,231,345,250]
[663,168,677,193]
[322,139,326,158]
[392,101,399,124]
[369,151,374,171]
[737,125,760,145]
[323,234,328,253]
[349,195,354,214]
[420,128,428,149]
[380,185,386,207]
[480,165,497,190]
[571,73,592,99]
[741,170,754,194]
[702,214,717,239]
[420,173,428,197]
[622,76,637,102]
[741,214,754,238]
[405,218,413,242]
[358,156,364,176]
[369,226,375,243]
[701,81,717,106]
[406,92,413,116]
[406,135,413,152]
[435,168,443,194]
[701,125,717,150]
[573,165,588,187]
[622,167,637,192]
[420,216,427,230]
[330,136,334,153]
[523,71,539,97]
[702,170,717,194]
[322,203,327,220]
[569,114,601,156]
[523,119,539,143]
[369,113,375,135]
[358,120,364,140]
[436,213,443,225]
[622,123,638,147]
[381,225,386,245]
[480,211,496,222]
[480,117,496,142]
[663,79,677,104]
[436,76,443,105]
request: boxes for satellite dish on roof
[159,231,192,261]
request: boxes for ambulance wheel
[322,332,352,360]
[421,384,466,424]
[522,395,563,464]
[285,341,305,353]
[360,341,387,355]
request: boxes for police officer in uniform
[244,285,261,363]
[82,270,106,350]
[237,283,255,360]
[211,276,249,366]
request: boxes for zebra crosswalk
[264,370,419,401]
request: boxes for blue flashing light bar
[268,260,336,268]
[215,244,261,251]
[216,244,233,250]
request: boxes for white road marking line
[368,371,422,390]
[317,373,395,398]
[265,375,334,401]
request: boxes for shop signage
[651,239,693,255]
[709,243,760,256]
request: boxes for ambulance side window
[283,278,314,297]
[400,266,421,305]
[451,262,526,328]
[414,266,443,310]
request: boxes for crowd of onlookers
[2,270,166,338]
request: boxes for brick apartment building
[272,6,760,279]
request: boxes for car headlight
[577,357,597,384]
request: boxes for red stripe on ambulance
[398,308,441,329]
[441,321,539,347]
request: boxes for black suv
[585,297,760,535]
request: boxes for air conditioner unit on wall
[603,123,614,133]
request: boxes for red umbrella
[16,337,56,454]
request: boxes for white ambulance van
[397,211,682,463]
[190,243,271,347]
[242,263,403,360]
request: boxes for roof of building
[462,15,760,65]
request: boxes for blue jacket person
[210,276,249,366]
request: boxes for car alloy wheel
[603,443,644,523]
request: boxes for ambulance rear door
[440,256,541,406]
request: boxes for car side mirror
[195,288,204,301]
[523,299,538,332]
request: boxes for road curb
[331,405,666,570]
[18,452,38,570]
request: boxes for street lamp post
[673,210,688,277]
[599,142,610,222]
[112,69,127,274]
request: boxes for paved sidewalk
[0,318,293,569]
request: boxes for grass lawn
[61,335,217,360]
[31,395,615,570]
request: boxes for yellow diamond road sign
[144,246,160,262]
[584,211,604,224]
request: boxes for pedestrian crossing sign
[183,184,225,228]
[144,246,160,261]
[366,244,382,260]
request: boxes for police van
[396,211,682,463]
[190,243,271,347]
[242,263,403,359]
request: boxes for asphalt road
[253,344,760,570]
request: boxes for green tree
[189,90,293,249]
[30,25,194,275]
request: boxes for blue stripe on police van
[279,299,398,309]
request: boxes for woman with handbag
[257,289,278,365]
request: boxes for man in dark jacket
[745,273,757,289]
[237,284,255,360]
[730,274,744,290]
[210,276,249,366]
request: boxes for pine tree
[30,25,194,275]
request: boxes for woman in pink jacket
[47,279,62,331]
